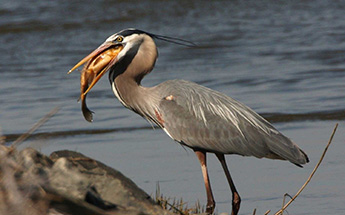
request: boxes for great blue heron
[69,28,309,215]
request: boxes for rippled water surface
[1,1,345,214]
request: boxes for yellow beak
[68,42,123,96]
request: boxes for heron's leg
[194,150,215,214]
[216,153,241,215]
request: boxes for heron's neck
[113,73,158,118]
[111,36,158,117]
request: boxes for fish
[80,67,95,122]
[69,44,124,122]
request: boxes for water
[1,0,345,214]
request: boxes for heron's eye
[115,36,123,42]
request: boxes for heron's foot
[231,192,241,215]
[205,201,215,214]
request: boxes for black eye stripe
[119,29,146,37]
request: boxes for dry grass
[11,107,60,147]
[154,183,207,215]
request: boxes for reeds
[154,183,206,215]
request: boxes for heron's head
[69,28,160,95]
[69,28,195,95]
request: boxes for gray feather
[152,80,308,165]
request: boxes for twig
[273,123,338,215]
[281,193,292,215]
[11,106,60,148]
[253,208,257,215]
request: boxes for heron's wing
[156,80,308,165]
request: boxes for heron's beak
[68,42,123,95]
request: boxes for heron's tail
[266,133,309,167]
[294,148,309,167]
